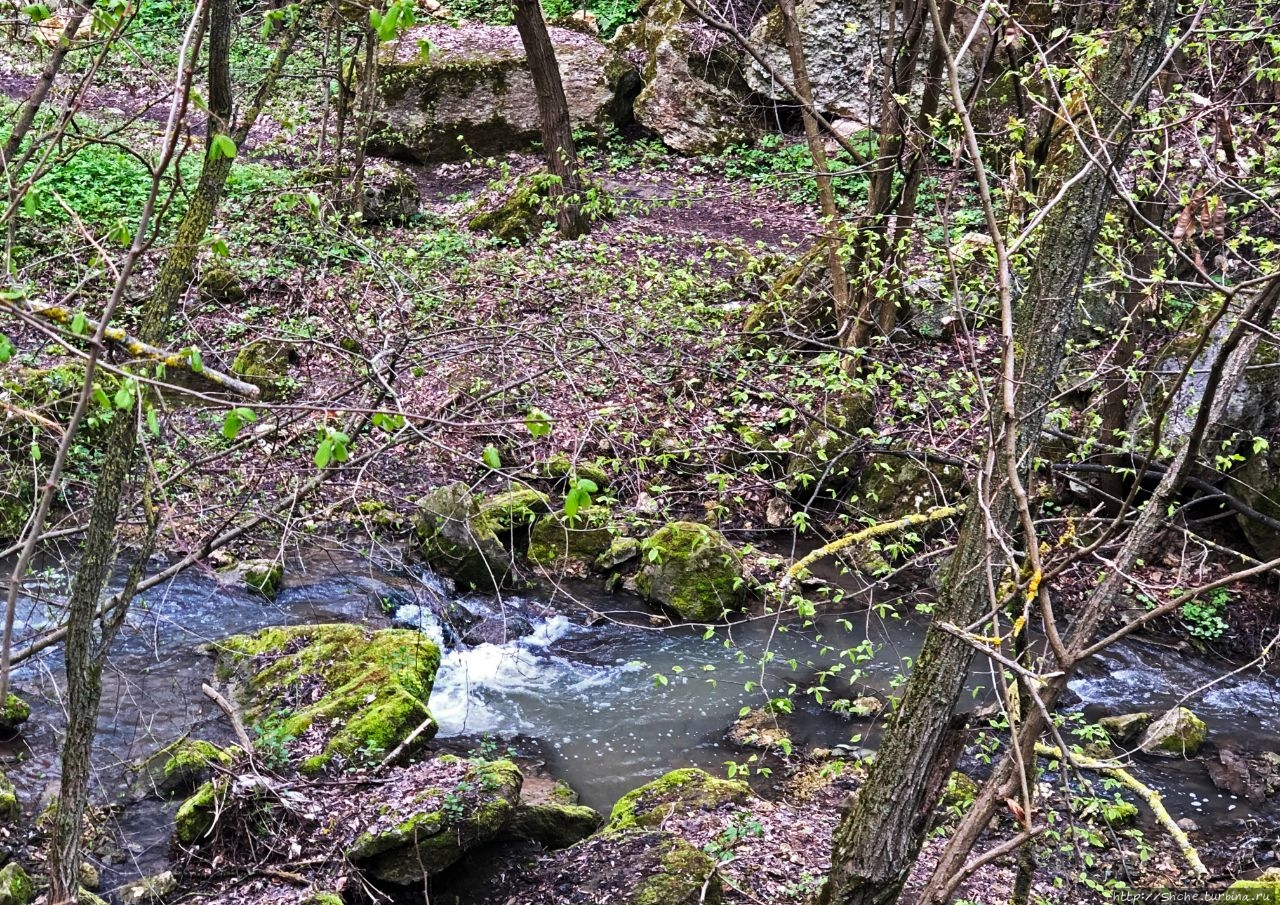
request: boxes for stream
[3,545,1278,895]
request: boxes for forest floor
[2,27,1279,905]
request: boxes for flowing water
[3,545,1277,893]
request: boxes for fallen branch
[781,505,964,588]
[3,297,261,399]
[202,682,255,754]
[1035,743,1208,879]
[378,713,438,770]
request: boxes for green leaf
[107,218,132,246]
[188,347,203,373]
[575,477,598,494]
[146,406,160,436]
[222,410,244,440]
[525,408,552,437]
[482,445,501,469]
[113,382,133,410]
[93,387,110,408]
[24,3,51,22]
[315,438,333,469]
[210,235,230,258]
[209,133,237,161]
[22,186,38,217]
[564,488,581,520]
[70,312,87,335]
[0,334,13,364]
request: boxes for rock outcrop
[635,522,745,621]
[371,24,637,161]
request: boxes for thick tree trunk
[816,0,1178,901]
[513,0,588,239]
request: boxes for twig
[202,683,254,753]
[377,713,437,769]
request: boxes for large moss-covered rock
[348,758,523,883]
[507,802,602,849]
[215,623,440,774]
[371,24,637,161]
[230,339,295,398]
[528,508,614,568]
[220,557,283,599]
[635,523,744,622]
[135,738,234,798]
[0,862,34,905]
[612,0,759,153]
[1138,706,1208,758]
[0,693,30,733]
[1099,711,1152,744]
[416,481,516,589]
[174,780,216,845]
[506,829,723,904]
[608,767,750,830]
[478,486,552,531]
[785,394,876,502]
[848,452,966,522]
[1227,869,1280,904]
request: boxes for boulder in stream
[635,522,744,622]
[134,737,234,798]
[370,24,637,161]
[417,481,517,590]
[0,693,30,734]
[528,507,615,570]
[215,623,440,774]
[1137,706,1207,757]
[220,557,283,599]
[1098,711,1152,745]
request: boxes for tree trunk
[776,0,853,345]
[44,0,313,896]
[512,0,588,239]
[816,0,1178,900]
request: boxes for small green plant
[253,710,296,770]
[701,814,765,862]
[1180,588,1229,640]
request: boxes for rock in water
[1137,706,1207,758]
[416,482,516,590]
[635,522,745,622]
[370,24,637,161]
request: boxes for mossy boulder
[942,771,979,810]
[356,158,421,224]
[0,693,31,733]
[135,738,234,798]
[115,870,177,904]
[477,486,551,531]
[849,452,966,523]
[371,24,637,161]
[197,264,247,303]
[612,0,758,153]
[1099,711,1152,744]
[595,535,640,571]
[785,394,876,501]
[511,828,723,904]
[725,707,790,751]
[174,780,216,845]
[220,557,283,599]
[469,171,611,243]
[0,863,34,905]
[215,623,440,774]
[1227,870,1280,904]
[507,802,602,849]
[540,452,612,490]
[635,523,744,622]
[1138,707,1208,758]
[416,481,516,590]
[0,769,18,823]
[528,508,614,568]
[348,758,523,883]
[230,339,295,398]
[608,767,750,831]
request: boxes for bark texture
[513,0,588,238]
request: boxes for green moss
[230,340,294,397]
[528,508,614,566]
[508,802,602,849]
[607,768,750,831]
[0,862,34,905]
[1225,880,1280,904]
[1099,799,1139,825]
[216,624,440,773]
[0,693,31,731]
[349,759,522,883]
[174,780,217,845]
[416,482,515,589]
[478,487,551,530]
[630,834,722,905]
[634,523,744,622]
[301,894,346,905]
[198,264,247,303]
[541,452,611,489]
[221,558,283,599]
[1138,707,1207,757]
[468,172,562,243]
[0,769,18,823]
[140,738,234,798]
[595,535,640,571]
